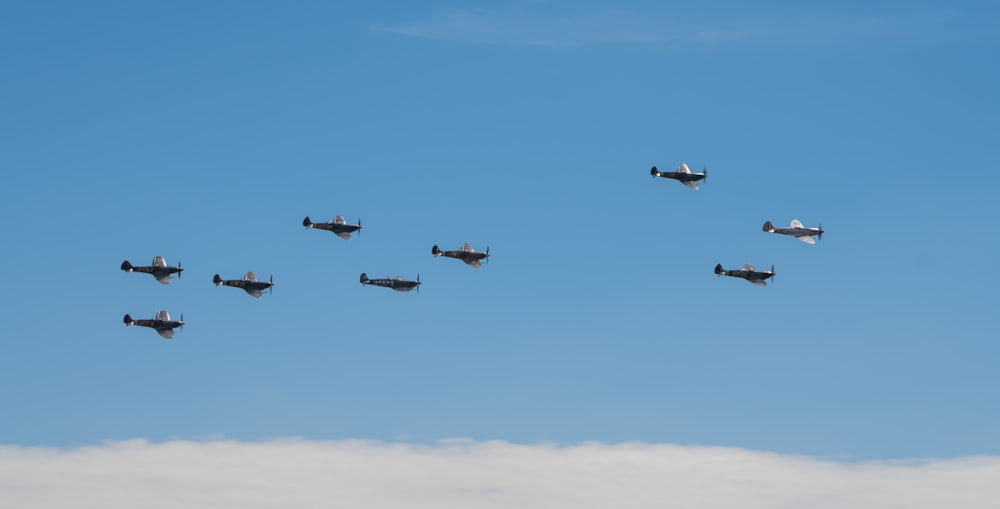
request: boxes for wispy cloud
[2,439,999,508]
[381,7,963,48]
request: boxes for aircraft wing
[463,259,482,269]
[795,235,816,245]
[156,310,171,321]
[682,181,699,190]
[152,256,167,267]
[335,232,352,240]
[750,279,768,287]
[333,215,346,225]
[677,163,691,174]
[790,219,804,228]
[244,272,258,282]
[245,288,263,299]
[461,243,474,252]
[155,273,173,284]
[157,329,174,339]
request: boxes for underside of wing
[245,288,263,298]
[244,272,258,282]
[795,235,816,244]
[155,274,172,284]
[333,215,346,225]
[677,163,691,174]
[790,219,804,228]
[157,329,174,339]
[682,181,699,190]
[750,279,768,287]
[152,256,167,267]
[463,259,482,268]
[335,232,352,240]
[156,310,171,321]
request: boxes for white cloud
[2,439,999,508]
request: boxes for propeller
[178,313,184,333]
[177,261,182,279]
[416,273,421,293]
[357,218,362,237]
[818,224,823,242]
[703,167,708,180]
[770,264,776,284]
[486,246,490,264]
[269,275,274,294]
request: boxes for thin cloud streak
[381,8,962,48]
[2,439,999,508]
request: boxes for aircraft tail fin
[123,314,134,326]
[762,221,774,232]
[359,273,369,284]
[213,274,223,286]
[432,245,441,256]
[121,260,133,272]
[650,166,660,177]
[714,263,724,275]
[302,216,313,228]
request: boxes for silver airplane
[432,243,490,268]
[303,215,362,240]
[213,272,274,298]
[120,256,183,284]
[123,310,184,339]
[714,263,775,287]
[763,219,823,244]
[650,163,707,190]
[359,273,420,292]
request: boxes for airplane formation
[121,167,824,338]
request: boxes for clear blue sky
[1,1,998,461]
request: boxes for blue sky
[1,0,998,475]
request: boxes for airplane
[714,263,775,287]
[303,215,362,240]
[120,256,183,284]
[432,243,490,268]
[650,163,707,190]
[359,273,420,292]
[123,310,184,339]
[213,272,274,298]
[763,219,824,244]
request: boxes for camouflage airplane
[303,215,362,240]
[359,273,420,292]
[120,256,183,284]
[123,310,184,339]
[714,263,775,287]
[763,219,824,244]
[431,243,490,268]
[650,163,707,190]
[213,272,274,298]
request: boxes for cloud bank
[2,439,999,508]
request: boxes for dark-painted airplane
[303,215,362,240]
[359,273,420,292]
[431,243,490,268]
[763,219,824,244]
[213,272,274,298]
[714,263,775,287]
[650,163,707,190]
[120,256,183,284]
[123,310,184,339]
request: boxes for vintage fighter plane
[123,310,184,339]
[650,163,707,190]
[120,256,183,284]
[714,263,775,287]
[303,215,362,240]
[213,272,274,298]
[431,243,490,268]
[359,273,420,292]
[763,219,824,244]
